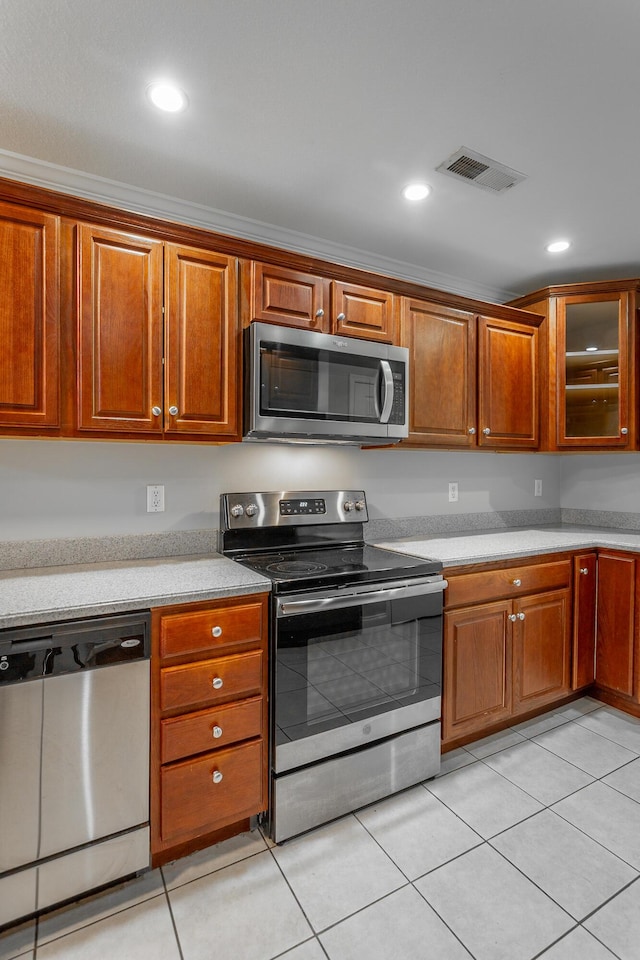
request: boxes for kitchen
[3,1,640,958]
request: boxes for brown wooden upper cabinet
[76,224,239,439]
[400,298,540,448]
[0,199,60,431]
[509,280,639,450]
[248,262,395,342]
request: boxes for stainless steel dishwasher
[0,611,151,928]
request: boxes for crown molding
[0,149,517,303]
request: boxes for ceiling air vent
[436,147,527,194]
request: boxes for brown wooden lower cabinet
[512,588,571,712]
[443,601,512,741]
[572,552,597,689]
[151,593,269,867]
[443,555,573,748]
[595,552,636,699]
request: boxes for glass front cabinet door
[559,292,628,445]
[508,281,638,450]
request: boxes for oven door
[273,577,445,774]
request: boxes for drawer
[160,739,265,843]
[161,696,263,763]
[160,599,264,659]
[160,650,263,713]
[446,559,572,609]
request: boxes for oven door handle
[276,578,447,618]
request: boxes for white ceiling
[1,0,639,301]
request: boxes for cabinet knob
[512,578,522,586]
[336,312,346,322]
[212,677,224,690]
[468,427,476,435]
[212,770,223,784]
[211,625,223,638]
[621,427,629,435]
[315,309,325,318]
[482,427,491,435]
[508,613,517,622]
[168,405,179,416]
[152,406,162,417]
[580,567,589,575]
[518,612,525,621]
[212,725,223,739]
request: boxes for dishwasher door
[40,658,150,858]
[0,679,43,874]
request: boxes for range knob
[343,500,355,512]
[354,499,366,512]
[245,503,258,518]
[230,504,244,518]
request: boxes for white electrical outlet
[534,478,542,497]
[448,481,459,503]
[147,484,165,512]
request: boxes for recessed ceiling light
[546,239,571,254]
[402,183,431,202]
[146,81,188,113]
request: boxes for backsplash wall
[0,440,561,542]
[560,454,640,523]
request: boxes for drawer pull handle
[508,613,517,622]
[212,626,223,638]
[212,725,223,739]
[468,426,476,435]
[315,309,324,319]
[212,770,223,784]
[580,567,589,575]
[212,677,224,690]
[336,312,346,322]
[518,612,525,621]
[512,578,522,586]
[482,427,491,435]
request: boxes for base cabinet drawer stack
[443,557,573,747]
[151,593,269,866]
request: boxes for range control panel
[279,498,327,517]
[221,490,368,529]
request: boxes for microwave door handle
[379,360,394,423]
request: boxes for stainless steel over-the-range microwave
[244,321,409,445]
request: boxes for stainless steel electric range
[220,490,446,843]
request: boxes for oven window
[260,342,387,422]
[274,594,442,746]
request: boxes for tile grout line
[160,867,185,960]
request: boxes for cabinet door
[0,201,59,428]
[77,224,163,432]
[400,299,476,446]
[443,600,512,742]
[164,244,239,437]
[557,293,631,447]
[250,262,328,331]
[572,552,597,689]
[477,315,539,448]
[160,739,264,843]
[596,552,635,697]
[332,282,395,342]
[512,589,571,713]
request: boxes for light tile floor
[3,697,640,960]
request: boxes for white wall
[0,440,561,541]
[560,454,640,512]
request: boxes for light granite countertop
[375,525,640,567]
[0,554,271,629]
[5,525,640,630]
